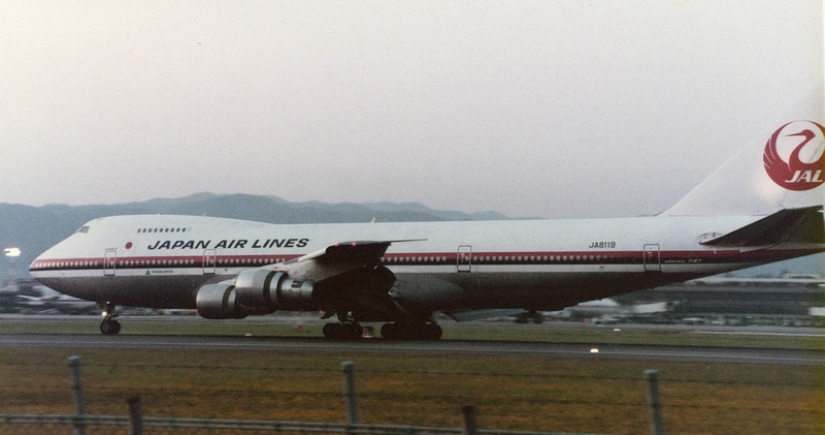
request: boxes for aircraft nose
[28,250,52,281]
[29,255,43,278]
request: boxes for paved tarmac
[2,314,823,365]
[1,331,822,366]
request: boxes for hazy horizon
[3,1,822,218]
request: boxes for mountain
[0,193,509,278]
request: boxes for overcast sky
[1,1,822,218]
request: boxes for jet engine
[196,283,246,319]
[196,268,316,319]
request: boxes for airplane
[17,293,101,315]
[543,298,670,323]
[547,298,625,321]
[29,120,825,339]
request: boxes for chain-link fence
[0,414,610,435]
[0,356,660,435]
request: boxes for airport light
[4,248,21,257]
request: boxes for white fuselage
[29,213,822,315]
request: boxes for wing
[195,240,423,320]
[276,240,419,280]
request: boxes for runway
[1,333,822,366]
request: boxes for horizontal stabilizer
[700,206,824,247]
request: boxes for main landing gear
[321,312,443,340]
[322,322,364,340]
[322,312,365,340]
[99,302,121,335]
[380,322,442,341]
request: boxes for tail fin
[664,120,825,217]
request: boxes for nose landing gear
[99,302,121,335]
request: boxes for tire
[340,323,362,340]
[109,320,121,335]
[424,324,443,340]
[100,319,121,335]
[323,322,340,339]
[380,323,398,340]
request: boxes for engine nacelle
[234,268,316,311]
[196,283,247,320]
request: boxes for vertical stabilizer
[664,119,825,216]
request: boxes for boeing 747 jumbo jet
[30,120,825,339]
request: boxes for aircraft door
[457,245,472,273]
[203,249,217,275]
[643,244,661,272]
[103,249,117,276]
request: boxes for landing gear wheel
[100,302,121,335]
[380,323,399,340]
[423,324,443,340]
[100,319,121,335]
[342,323,363,339]
[323,322,364,340]
[323,322,341,338]
[380,322,442,340]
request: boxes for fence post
[127,396,143,435]
[68,356,86,435]
[342,361,358,434]
[461,405,477,435]
[645,369,664,435]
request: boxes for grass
[1,348,823,435]
[0,317,823,434]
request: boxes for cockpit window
[77,226,90,234]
